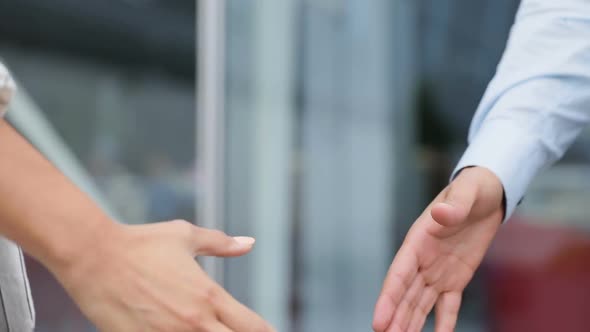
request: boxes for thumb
[190,226,256,257]
[431,176,477,227]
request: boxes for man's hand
[52,220,274,332]
[373,167,504,332]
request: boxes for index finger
[213,287,275,332]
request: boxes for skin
[373,166,505,332]
[0,119,274,332]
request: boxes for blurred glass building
[1,0,590,331]
[220,0,590,331]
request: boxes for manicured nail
[233,236,256,246]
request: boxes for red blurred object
[484,217,590,332]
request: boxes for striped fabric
[0,62,15,118]
[0,238,35,332]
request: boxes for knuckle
[172,219,199,236]
[203,285,222,304]
[195,284,222,307]
[171,219,192,230]
[179,309,207,330]
[208,229,228,239]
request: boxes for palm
[373,168,504,332]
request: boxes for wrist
[42,214,122,275]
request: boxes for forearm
[0,119,117,271]
[455,0,590,220]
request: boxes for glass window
[223,0,409,331]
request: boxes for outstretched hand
[53,220,275,332]
[373,167,504,332]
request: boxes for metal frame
[196,0,226,281]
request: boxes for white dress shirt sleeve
[0,61,16,118]
[452,0,590,221]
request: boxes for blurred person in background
[0,63,273,331]
[373,0,590,331]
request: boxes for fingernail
[233,236,256,246]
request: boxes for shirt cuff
[0,62,16,117]
[451,119,548,222]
